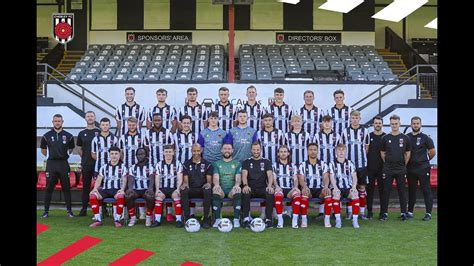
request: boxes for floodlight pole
[228,4,235,82]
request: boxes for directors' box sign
[276,32,341,44]
[127,32,192,43]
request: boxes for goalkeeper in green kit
[212,143,242,228]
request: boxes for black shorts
[98,188,119,198]
[356,167,369,186]
[134,189,147,197]
[160,188,176,198]
[309,188,323,199]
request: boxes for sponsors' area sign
[127,32,192,43]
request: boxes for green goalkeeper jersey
[213,159,241,193]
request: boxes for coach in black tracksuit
[380,115,411,221]
[366,116,386,219]
[406,116,436,221]
[40,114,75,218]
[76,111,100,216]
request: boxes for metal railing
[352,64,437,113]
[37,63,115,117]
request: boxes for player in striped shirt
[313,115,341,164]
[328,89,352,136]
[298,143,332,227]
[272,145,301,228]
[203,87,235,131]
[115,87,145,136]
[340,110,370,219]
[89,146,127,228]
[151,145,184,228]
[144,113,174,167]
[285,114,311,166]
[263,87,293,134]
[174,115,195,164]
[118,117,145,168]
[125,148,155,227]
[91,117,118,175]
[178,87,205,139]
[146,88,177,133]
[295,90,324,136]
[328,144,361,228]
[236,85,263,130]
[257,113,285,164]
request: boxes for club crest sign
[53,13,74,44]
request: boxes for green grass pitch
[37,210,437,265]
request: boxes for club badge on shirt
[260,162,265,171]
[62,135,67,144]
[399,138,404,147]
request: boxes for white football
[185,218,200,233]
[217,218,233,233]
[250,218,266,232]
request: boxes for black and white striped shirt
[91,133,119,173]
[313,130,341,164]
[99,162,127,190]
[340,126,370,168]
[204,102,235,131]
[144,127,174,166]
[257,129,285,163]
[155,159,182,189]
[147,104,177,130]
[115,103,146,135]
[118,132,145,168]
[285,131,311,166]
[329,159,356,189]
[273,161,296,189]
[298,160,328,189]
[263,103,293,134]
[179,103,205,137]
[128,163,153,190]
[174,130,196,163]
[236,102,263,130]
[295,105,324,136]
[328,105,352,136]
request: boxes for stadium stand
[238,44,398,82]
[68,44,226,81]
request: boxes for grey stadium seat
[87,67,101,74]
[67,74,81,81]
[382,74,398,81]
[132,67,146,74]
[81,74,97,81]
[271,69,286,78]
[347,67,362,75]
[377,68,393,75]
[112,74,127,81]
[101,67,116,74]
[367,74,383,81]
[117,67,131,74]
[240,72,256,80]
[146,67,162,74]
[127,74,144,81]
[144,74,159,81]
[350,74,367,81]
[96,74,113,81]
[330,64,345,71]
[159,74,175,80]
[163,66,178,74]
[257,72,272,80]
[192,73,207,81]
[193,67,208,74]
[208,73,224,80]
[70,67,85,74]
[176,73,192,81]
[241,65,255,73]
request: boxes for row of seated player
[36,168,438,191]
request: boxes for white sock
[176,215,182,222]
[324,215,330,223]
[114,214,120,221]
[167,206,173,214]
[139,206,145,215]
[244,217,250,222]
[335,213,341,221]
[277,214,283,225]
[113,205,117,216]
[360,207,365,215]
[319,204,324,214]
[94,213,101,221]
[99,207,103,215]
[347,205,352,214]
[353,214,359,221]
[154,214,161,222]
[190,207,195,215]
[292,214,299,224]
[301,215,307,223]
